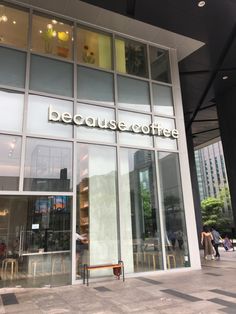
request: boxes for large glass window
[76,103,116,144]
[32,13,73,59]
[117,76,150,112]
[0,134,21,191]
[154,116,177,150]
[30,55,73,97]
[120,148,163,273]
[24,138,73,192]
[0,47,26,88]
[158,152,190,268]
[115,37,148,78]
[152,84,174,116]
[77,26,112,70]
[77,66,114,105]
[0,195,71,287]
[76,144,118,279]
[118,111,153,148]
[149,46,171,83]
[0,90,24,132]
[27,95,73,138]
[0,4,28,49]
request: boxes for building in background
[195,141,232,219]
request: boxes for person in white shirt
[76,232,88,277]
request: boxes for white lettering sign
[48,106,179,139]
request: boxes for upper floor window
[149,46,171,83]
[115,37,148,78]
[77,26,112,70]
[32,13,73,60]
[0,4,28,49]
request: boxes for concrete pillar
[217,88,236,233]
[185,128,203,245]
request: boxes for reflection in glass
[115,37,148,77]
[32,14,73,59]
[24,138,73,192]
[77,66,114,105]
[118,111,153,148]
[0,90,24,132]
[30,55,73,97]
[117,76,150,112]
[0,134,21,191]
[120,148,163,273]
[76,103,116,143]
[152,84,174,116]
[76,144,118,279]
[0,4,28,49]
[158,152,190,268]
[27,95,73,138]
[0,47,26,88]
[149,46,171,83]
[0,195,71,287]
[154,116,177,150]
[77,27,112,70]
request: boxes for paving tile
[219,307,236,314]
[1,294,18,306]
[210,289,236,299]
[136,277,162,285]
[208,298,236,308]
[204,272,222,276]
[161,289,203,302]
[93,286,112,292]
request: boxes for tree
[218,185,232,209]
[201,197,231,233]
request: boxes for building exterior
[195,141,232,219]
[0,0,200,287]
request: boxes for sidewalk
[0,248,236,314]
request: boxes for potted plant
[42,23,56,54]
[57,31,69,58]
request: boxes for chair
[30,259,44,277]
[133,252,143,271]
[146,251,159,270]
[52,254,66,274]
[167,254,176,269]
[1,258,18,278]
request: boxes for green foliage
[141,188,152,219]
[218,185,232,207]
[201,196,231,233]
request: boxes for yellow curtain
[115,39,126,73]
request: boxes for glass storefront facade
[0,1,197,287]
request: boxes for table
[21,250,70,276]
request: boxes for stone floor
[1,248,236,314]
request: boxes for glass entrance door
[76,143,118,280]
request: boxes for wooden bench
[83,260,124,286]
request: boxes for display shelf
[78,146,89,243]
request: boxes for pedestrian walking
[201,226,215,260]
[211,227,222,260]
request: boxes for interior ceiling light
[1,15,7,22]
[198,1,206,7]
[0,5,8,22]
[222,76,228,80]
